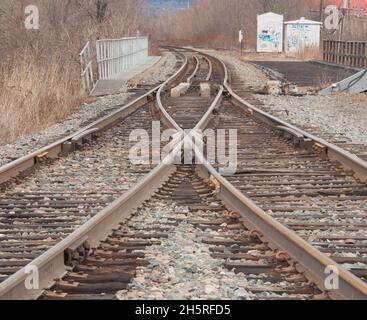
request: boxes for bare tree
[0,0,148,142]
[151,0,320,49]
[96,0,108,22]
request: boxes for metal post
[79,41,95,93]
[319,0,324,22]
[339,16,345,41]
[239,29,244,57]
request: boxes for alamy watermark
[325,265,340,290]
[325,5,341,30]
[24,5,39,30]
[22,3,348,32]
[25,265,39,290]
[129,122,238,175]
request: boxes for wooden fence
[323,40,367,69]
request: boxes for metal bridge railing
[96,37,149,80]
[79,41,95,93]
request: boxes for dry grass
[152,0,321,50]
[149,41,160,56]
[314,73,334,91]
[293,45,322,61]
[0,54,86,143]
[0,0,146,144]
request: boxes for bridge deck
[91,56,161,96]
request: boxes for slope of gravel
[137,51,178,86]
[204,50,268,88]
[208,50,367,147]
[0,52,177,167]
[255,93,367,145]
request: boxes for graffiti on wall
[285,24,320,52]
[286,24,314,52]
[258,23,282,51]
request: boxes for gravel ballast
[0,52,177,167]
[117,199,313,301]
[207,50,367,147]
[255,93,367,146]
[204,50,268,88]
[116,202,251,300]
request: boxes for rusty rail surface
[190,48,367,299]
[0,51,187,188]
[0,51,188,300]
[1,47,367,300]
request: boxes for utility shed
[257,12,284,53]
[284,17,322,53]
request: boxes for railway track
[0,47,366,300]
[228,63,367,161]
[41,166,323,300]
[0,49,187,289]
[0,106,163,283]
[162,52,220,129]
[212,100,367,282]
[220,61,367,282]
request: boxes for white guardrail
[79,41,95,93]
[96,36,149,79]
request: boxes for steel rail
[226,87,367,182]
[163,46,228,84]
[155,46,367,299]
[203,56,213,81]
[155,51,225,133]
[190,47,367,182]
[195,155,367,300]
[0,157,179,300]
[195,86,224,131]
[0,96,151,186]
[185,48,367,300]
[0,51,187,187]
[179,46,229,85]
[155,53,189,132]
[2,48,366,300]
[187,55,200,84]
[192,109,367,300]
[0,51,189,300]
